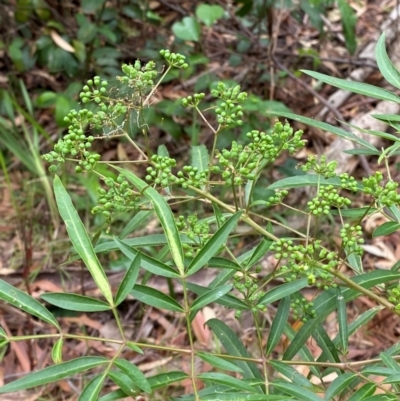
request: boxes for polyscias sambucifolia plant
[2,33,400,400]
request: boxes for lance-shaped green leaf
[324,373,356,400]
[148,371,189,390]
[54,176,113,305]
[108,370,140,397]
[197,352,244,373]
[190,284,232,321]
[270,112,378,152]
[283,315,324,360]
[112,166,184,275]
[273,380,323,401]
[372,221,400,238]
[114,238,180,278]
[131,285,184,312]
[99,389,128,401]
[187,211,242,276]
[313,325,340,364]
[79,374,106,401]
[266,296,290,356]
[268,175,342,191]
[347,383,376,401]
[336,287,348,354]
[376,33,400,90]
[191,144,209,189]
[114,359,151,393]
[41,293,111,312]
[200,395,291,401]
[187,282,248,310]
[246,236,273,269]
[0,356,107,393]
[302,70,400,103]
[198,372,257,393]
[115,253,141,306]
[269,361,313,389]
[51,338,63,364]
[0,279,59,329]
[206,319,263,381]
[120,210,153,239]
[330,207,377,218]
[259,278,308,305]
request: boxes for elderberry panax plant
[2,34,400,400]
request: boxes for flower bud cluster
[339,224,364,256]
[302,155,337,178]
[211,82,246,126]
[176,214,210,258]
[145,155,177,187]
[291,297,317,322]
[363,172,400,207]
[160,50,188,69]
[271,239,338,289]
[92,175,140,221]
[308,185,351,216]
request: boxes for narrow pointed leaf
[347,383,376,401]
[114,238,180,278]
[187,282,248,310]
[120,210,153,239]
[113,166,184,275]
[108,370,139,397]
[191,284,233,313]
[197,352,244,373]
[336,287,348,354]
[259,278,308,305]
[114,359,151,393]
[54,176,113,304]
[376,33,400,90]
[131,285,184,312]
[273,381,323,401]
[148,371,189,390]
[283,315,324,360]
[191,144,209,173]
[266,296,290,356]
[0,356,107,393]
[0,279,59,329]
[41,293,111,312]
[208,257,242,271]
[313,325,340,364]
[302,70,400,103]
[126,342,144,354]
[79,374,106,401]
[324,373,356,400]
[206,318,263,381]
[372,221,400,237]
[198,372,256,393]
[99,389,128,401]
[268,175,344,190]
[246,237,273,269]
[51,338,63,364]
[115,253,141,305]
[269,361,313,389]
[187,211,243,276]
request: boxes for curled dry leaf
[50,30,75,53]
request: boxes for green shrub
[1,33,400,401]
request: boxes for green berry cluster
[92,175,140,220]
[246,122,305,162]
[363,172,400,207]
[307,185,351,216]
[211,82,246,126]
[339,224,364,256]
[233,267,267,317]
[176,215,210,258]
[118,60,158,94]
[271,239,339,289]
[160,50,188,69]
[145,155,177,187]
[301,155,337,178]
[339,173,358,192]
[42,109,100,172]
[291,297,316,322]
[387,284,400,310]
[181,93,205,108]
[176,166,209,189]
[216,141,257,186]
[265,190,289,207]
[79,76,109,104]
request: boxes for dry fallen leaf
[50,30,75,53]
